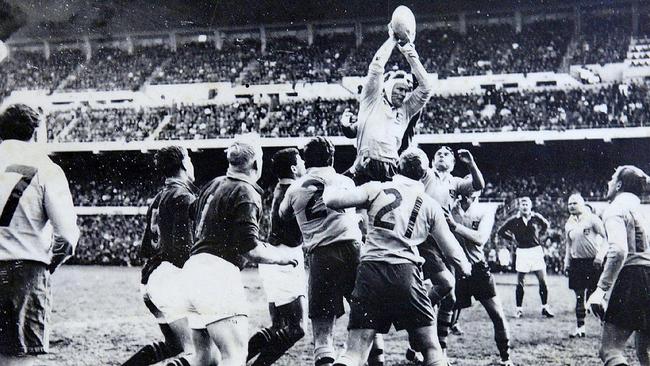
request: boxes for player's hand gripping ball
[390,5,416,44]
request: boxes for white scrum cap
[391,5,416,43]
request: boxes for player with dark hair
[122,146,197,366]
[445,191,513,366]
[340,23,433,185]
[171,134,299,366]
[497,197,554,319]
[0,104,80,366]
[587,166,650,366]
[247,147,307,366]
[279,137,366,366]
[322,147,471,366]
[564,193,606,339]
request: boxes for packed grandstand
[2,1,649,272]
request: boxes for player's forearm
[369,38,397,73]
[453,224,488,247]
[596,242,627,291]
[468,162,485,191]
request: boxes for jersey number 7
[0,165,38,227]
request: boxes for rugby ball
[391,6,416,44]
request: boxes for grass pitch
[38,266,642,365]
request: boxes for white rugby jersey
[421,169,475,211]
[0,140,80,264]
[598,192,650,291]
[565,212,605,260]
[362,175,450,265]
[354,58,431,166]
[282,167,362,252]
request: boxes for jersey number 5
[374,188,423,239]
[0,165,38,227]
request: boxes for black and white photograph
[0,0,650,365]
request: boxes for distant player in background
[497,197,554,319]
[445,192,512,366]
[340,23,432,185]
[0,104,80,366]
[279,137,370,366]
[122,146,197,366]
[419,146,484,357]
[587,166,650,366]
[247,148,307,366]
[173,135,299,366]
[322,147,471,366]
[564,193,606,339]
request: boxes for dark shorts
[568,258,601,291]
[421,238,450,280]
[308,240,360,320]
[0,260,51,356]
[455,262,497,309]
[605,265,650,332]
[348,261,435,334]
[351,159,397,186]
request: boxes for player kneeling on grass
[444,191,513,366]
[322,148,471,366]
[165,135,299,366]
[247,148,307,366]
[122,146,197,366]
[586,166,650,366]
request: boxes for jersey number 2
[0,165,38,227]
[374,188,423,238]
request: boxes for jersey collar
[393,174,425,193]
[226,171,264,194]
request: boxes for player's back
[191,174,262,268]
[363,175,443,264]
[602,193,650,267]
[0,140,76,263]
[286,167,361,252]
[140,178,196,284]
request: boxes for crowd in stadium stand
[46,82,650,142]
[0,14,637,100]
[49,106,167,142]
[571,14,631,66]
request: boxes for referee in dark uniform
[497,197,554,319]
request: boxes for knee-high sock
[122,340,182,366]
[248,325,305,365]
[539,282,548,305]
[437,295,455,350]
[515,284,524,308]
[576,292,586,328]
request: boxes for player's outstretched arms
[322,183,371,210]
[244,242,300,267]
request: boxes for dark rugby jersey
[268,181,302,248]
[190,173,263,269]
[140,178,196,284]
[497,214,548,249]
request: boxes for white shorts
[181,253,248,329]
[515,246,546,273]
[141,262,186,324]
[258,245,306,306]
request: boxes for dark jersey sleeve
[231,201,261,255]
